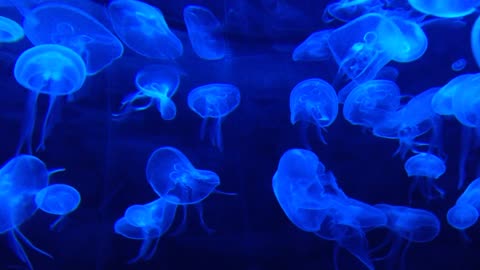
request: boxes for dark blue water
[1,0,480,269]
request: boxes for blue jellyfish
[35,183,81,230]
[22,3,124,75]
[292,29,333,62]
[408,0,480,18]
[452,73,480,128]
[327,13,403,84]
[187,83,241,151]
[107,0,183,60]
[14,44,87,154]
[390,17,428,63]
[0,155,53,270]
[447,177,480,230]
[343,79,401,128]
[472,16,480,69]
[431,74,476,116]
[451,58,467,72]
[289,78,338,146]
[0,16,24,43]
[183,5,225,60]
[322,0,383,23]
[114,64,181,121]
[404,152,446,202]
[114,198,177,263]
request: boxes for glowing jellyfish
[22,3,123,75]
[114,198,177,263]
[327,13,403,83]
[292,29,333,62]
[35,184,81,230]
[14,44,87,154]
[0,16,24,43]
[184,5,225,60]
[390,17,428,63]
[187,83,241,151]
[108,0,183,60]
[114,64,181,121]
[404,152,446,202]
[431,73,476,116]
[447,204,479,230]
[343,79,401,128]
[472,16,480,69]
[452,73,480,128]
[0,155,52,270]
[451,58,467,72]
[289,78,338,145]
[322,0,383,23]
[408,0,480,18]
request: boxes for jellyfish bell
[404,152,446,202]
[292,29,333,62]
[0,16,24,43]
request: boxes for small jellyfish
[292,29,333,62]
[14,44,87,154]
[289,78,338,146]
[108,0,183,60]
[447,204,479,230]
[183,5,225,60]
[390,17,428,63]
[343,79,401,128]
[408,0,480,18]
[404,152,446,202]
[35,184,81,230]
[0,16,24,43]
[451,58,467,72]
[22,2,124,75]
[114,64,181,121]
[114,198,177,262]
[322,0,383,23]
[187,83,241,151]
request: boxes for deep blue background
[1,0,480,269]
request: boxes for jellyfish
[322,0,384,23]
[327,13,403,84]
[451,73,480,128]
[289,78,338,146]
[183,5,225,60]
[472,16,480,69]
[113,64,180,121]
[431,73,476,116]
[0,16,24,43]
[0,155,53,270]
[14,44,87,154]
[145,146,234,233]
[187,83,241,151]
[292,29,333,62]
[390,17,428,63]
[404,152,446,202]
[447,177,480,230]
[451,58,467,72]
[114,198,177,263]
[408,0,480,18]
[107,0,182,60]
[35,183,81,230]
[374,204,440,269]
[343,79,401,128]
[22,2,124,75]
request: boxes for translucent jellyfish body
[35,183,81,229]
[292,29,333,62]
[0,155,52,270]
[408,0,480,18]
[289,78,338,144]
[327,13,403,83]
[343,79,401,127]
[447,177,480,230]
[22,3,124,75]
[431,73,476,116]
[114,64,180,121]
[451,73,480,128]
[114,198,177,262]
[14,44,87,153]
[322,0,383,23]
[0,16,24,43]
[404,152,446,202]
[108,0,183,60]
[451,58,467,72]
[183,5,225,60]
[390,17,428,63]
[187,83,241,151]
[472,16,480,69]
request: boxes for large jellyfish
[114,198,177,263]
[183,5,225,60]
[292,29,333,62]
[14,44,87,154]
[390,16,428,63]
[22,2,124,75]
[447,177,480,230]
[404,152,446,202]
[187,83,241,151]
[107,0,183,60]
[113,64,181,121]
[0,155,53,270]
[408,0,480,18]
[0,16,24,43]
[289,78,338,146]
